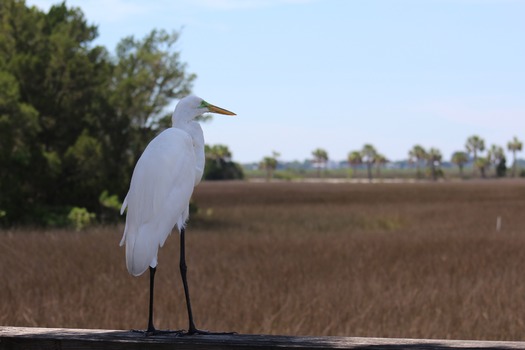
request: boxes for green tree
[259,151,280,181]
[347,151,362,178]
[507,136,522,177]
[451,151,468,178]
[466,135,485,177]
[106,29,195,197]
[408,145,427,179]
[204,144,243,180]
[63,129,104,203]
[496,157,507,178]
[487,145,505,178]
[0,1,196,225]
[311,148,328,177]
[361,144,377,182]
[206,144,232,164]
[0,64,40,223]
[475,157,490,178]
[427,148,442,181]
[0,1,110,223]
[0,1,41,221]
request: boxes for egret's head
[173,95,236,124]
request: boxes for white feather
[120,128,196,276]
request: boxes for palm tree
[465,135,485,177]
[507,136,522,177]
[259,151,280,181]
[347,151,362,178]
[408,145,427,179]
[374,153,388,179]
[312,148,328,177]
[361,144,377,182]
[475,157,490,178]
[203,144,243,180]
[427,148,442,181]
[205,144,232,165]
[488,145,505,177]
[451,151,468,178]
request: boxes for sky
[27,0,525,163]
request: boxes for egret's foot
[131,328,184,337]
[184,328,237,336]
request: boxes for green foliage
[274,170,300,181]
[110,29,195,168]
[33,205,71,227]
[475,157,489,178]
[496,157,507,178]
[99,190,122,211]
[0,1,196,226]
[259,151,280,181]
[451,151,468,177]
[427,147,443,181]
[204,158,244,180]
[361,144,377,181]
[204,144,244,180]
[409,145,427,179]
[347,151,362,166]
[98,190,122,223]
[312,148,328,177]
[508,136,522,177]
[466,135,485,156]
[67,207,96,231]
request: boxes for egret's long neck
[173,119,205,186]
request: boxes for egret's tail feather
[126,227,159,276]
[120,194,129,215]
[124,213,180,276]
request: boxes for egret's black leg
[147,266,157,333]
[131,266,159,335]
[179,227,198,333]
[179,227,236,336]
[131,266,183,336]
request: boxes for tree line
[0,1,243,226]
[259,135,523,181]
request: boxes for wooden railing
[1,326,524,349]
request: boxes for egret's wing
[120,128,196,276]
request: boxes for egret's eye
[199,100,208,109]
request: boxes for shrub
[68,207,96,231]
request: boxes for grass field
[2,180,525,340]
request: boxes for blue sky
[28,0,525,163]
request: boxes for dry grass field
[2,180,525,340]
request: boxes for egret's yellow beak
[207,102,236,116]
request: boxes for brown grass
[2,180,525,340]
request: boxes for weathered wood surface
[1,326,525,350]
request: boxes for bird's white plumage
[119,95,235,334]
[120,95,214,277]
[120,128,196,276]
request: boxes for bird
[120,95,236,335]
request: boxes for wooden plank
[1,326,525,350]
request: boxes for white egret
[120,95,236,335]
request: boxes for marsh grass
[2,181,525,340]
